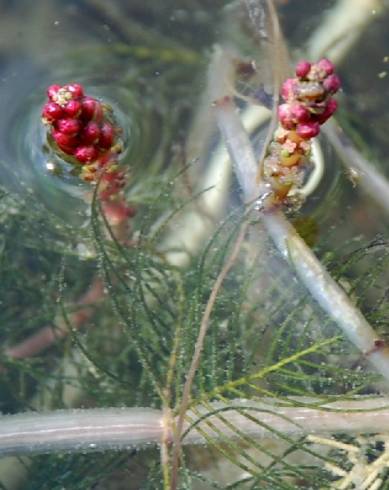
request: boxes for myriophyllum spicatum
[262,58,341,206]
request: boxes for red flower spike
[43,82,127,192]
[99,122,115,149]
[82,121,101,144]
[74,145,98,164]
[295,60,311,79]
[296,121,320,139]
[42,102,64,122]
[56,118,82,135]
[64,100,82,117]
[261,58,340,206]
[47,84,61,100]
[65,83,84,99]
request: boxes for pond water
[0,1,389,489]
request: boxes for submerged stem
[183,397,389,445]
[323,120,389,217]
[0,408,163,456]
[213,79,389,386]
[170,222,249,489]
[2,398,389,456]
[244,0,290,181]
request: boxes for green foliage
[1,167,389,489]
[1,2,389,489]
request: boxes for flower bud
[74,145,98,163]
[295,60,311,79]
[42,102,63,122]
[316,58,334,76]
[99,122,115,149]
[92,101,104,123]
[47,84,61,100]
[65,83,84,99]
[281,78,297,101]
[296,121,320,139]
[64,100,82,117]
[278,104,295,130]
[291,103,311,123]
[52,130,79,153]
[316,98,338,124]
[56,118,82,135]
[323,74,341,94]
[80,97,101,122]
[82,121,101,144]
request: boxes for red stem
[4,278,104,361]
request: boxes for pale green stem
[213,93,389,385]
[2,398,389,456]
[323,120,389,216]
[183,397,389,444]
[306,0,384,62]
[0,408,162,456]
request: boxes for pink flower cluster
[41,83,124,192]
[42,83,136,231]
[278,58,340,139]
[262,58,341,206]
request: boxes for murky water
[1,1,389,489]
[0,0,213,222]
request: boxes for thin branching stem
[4,278,104,361]
[170,222,249,489]
[244,0,290,181]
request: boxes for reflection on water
[0,0,215,222]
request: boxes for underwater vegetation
[1,0,389,489]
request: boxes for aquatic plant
[1,1,389,489]
[261,57,340,206]
[41,82,135,228]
